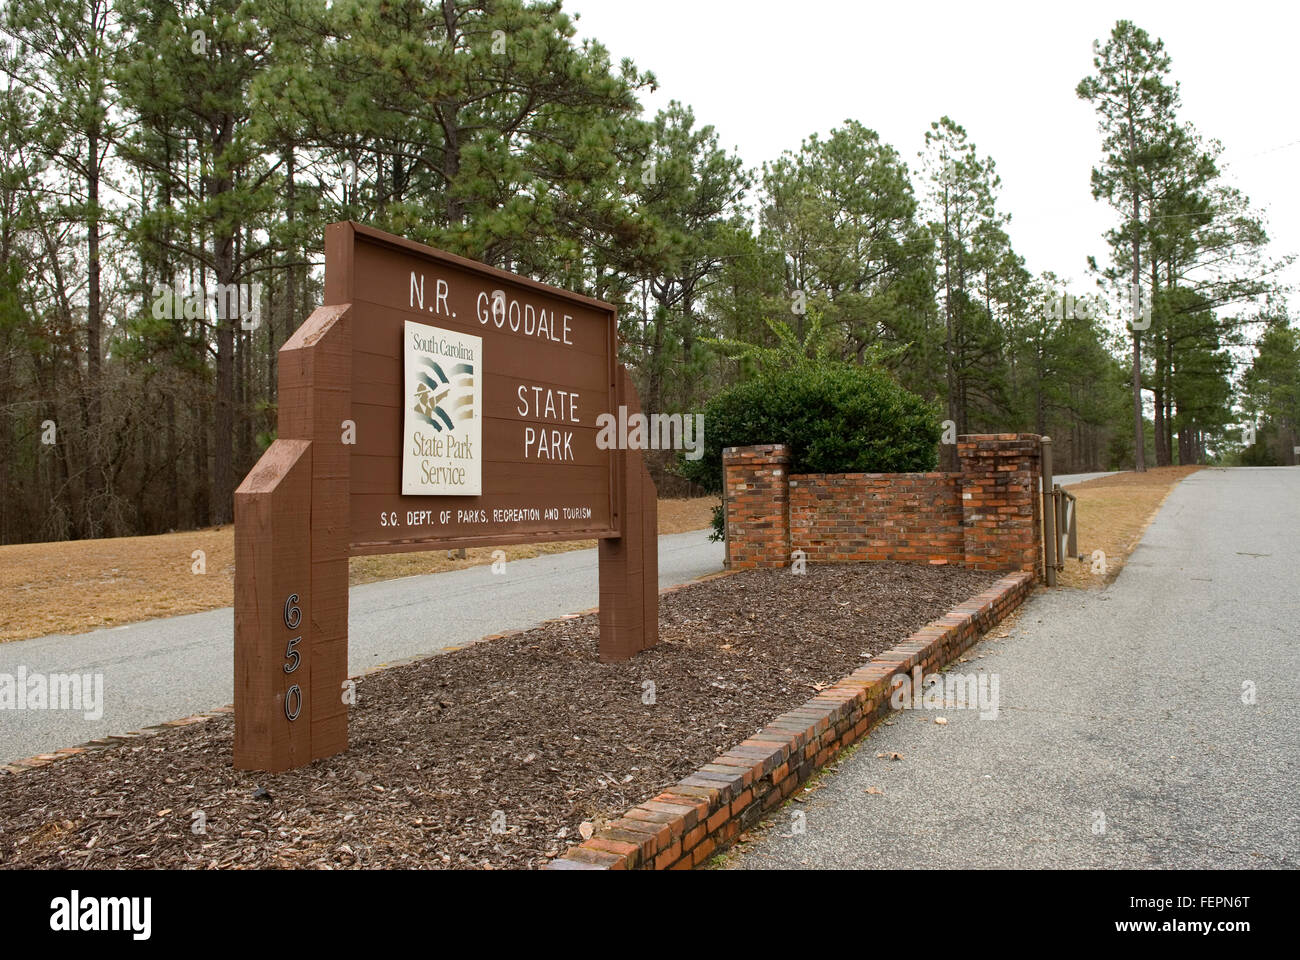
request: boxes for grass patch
[1054,466,1201,589]
[0,497,718,642]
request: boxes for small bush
[681,360,941,510]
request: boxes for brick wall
[723,434,1043,575]
[957,434,1042,577]
[788,472,965,565]
[723,444,791,569]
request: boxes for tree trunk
[1127,107,1145,472]
[1164,336,1174,462]
[236,225,253,475]
[86,126,103,507]
[1159,385,1170,468]
[194,394,210,527]
[940,191,958,472]
[210,115,236,525]
[441,0,464,226]
[165,392,178,530]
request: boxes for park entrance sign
[234,222,659,772]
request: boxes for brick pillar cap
[722,444,792,460]
[956,433,1042,443]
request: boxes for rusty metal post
[1066,489,1076,556]
[721,464,730,569]
[1041,436,1057,586]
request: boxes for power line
[1228,137,1300,163]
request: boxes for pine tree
[1078,20,1183,472]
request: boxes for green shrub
[680,360,942,519]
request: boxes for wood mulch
[0,562,995,870]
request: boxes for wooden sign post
[234,222,657,772]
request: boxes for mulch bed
[0,563,996,870]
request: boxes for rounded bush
[681,360,941,494]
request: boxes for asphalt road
[1053,470,1120,486]
[0,528,724,764]
[722,466,1300,869]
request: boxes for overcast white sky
[568,0,1298,304]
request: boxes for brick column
[722,444,791,569]
[958,434,1042,576]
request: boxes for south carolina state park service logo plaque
[402,320,483,495]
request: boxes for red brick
[563,846,625,870]
[654,839,682,870]
[682,823,706,851]
[612,817,671,852]
[730,789,754,817]
[692,836,718,865]
[585,836,640,867]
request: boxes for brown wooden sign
[234,222,658,772]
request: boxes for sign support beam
[235,305,352,771]
[597,368,659,662]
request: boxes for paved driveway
[0,529,723,764]
[722,467,1299,869]
[1053,470,1120,486]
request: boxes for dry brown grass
[1,468,1199,641]
[1053,466,1202,589]
[0,497,718,642]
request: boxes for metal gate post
[1041,436,1057,586]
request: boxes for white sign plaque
[402,320,483,495]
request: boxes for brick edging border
[0,706,235,774]
[0,566,743,777]
[547,570,1036,870]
